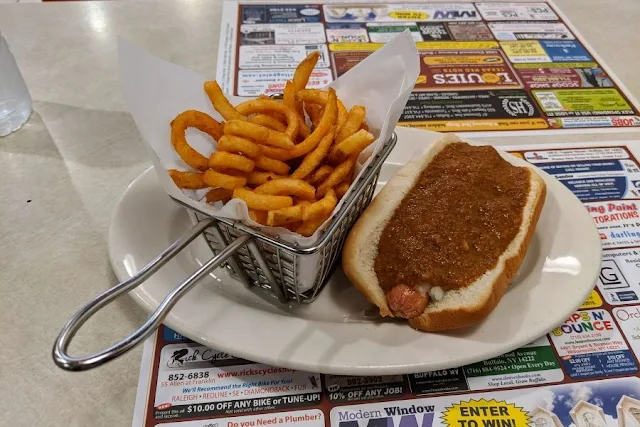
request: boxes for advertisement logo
[433,10,477,20]
[502,98,535,117]
[168,348,189,367]
[527,152,549,161]
[551,310,614,336]
[164,345,241,369]
[598,259,631,291]
[336,404,434,427]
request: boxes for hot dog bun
[342,134,546,332]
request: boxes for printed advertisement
[488,22,574,41]
[239,23,326,45]
[332,51,369,77]
[550,309,637,379]
[322,3,481,23]
[600,251,640,305]
[475,2,559,21]
[585,200,640,250]
[238,44,330,69]
[581,290,604,309]
[533,89,634,117]
[326,23,369,43]
[407,337,564,396]
[154,342,321,420]
[614,306,640,355]
[518,67,613,90]
[330,377,640,427]
[324,375,406,403]
[135,323,640,427]
[241,5,323,24]
[446,22,493,41]
[408,368,470,396]
[401,90,548,132]
[510,140,640,315]
[217,0,640,134]
[500,40,551,63]
[417,23,453,41]
[366,23,423,43]
[136,327,324,426]
[417,50,520,90]
[462,337,564,390]
[540,40,592,62]
[237,68,332,96]
[161,410,324,427]
[520,145,640,202]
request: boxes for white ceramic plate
[108,127,601,375]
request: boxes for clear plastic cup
[0,32,32,137]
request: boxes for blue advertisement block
[326,23,366,30]
[535,160,629,201]
[537,160,624,175]
[561,350,637,379]
[562,176,627,201]
[541,40,593,62]
[162,325,190,343]
[615,291,639,303]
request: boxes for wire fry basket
[52,132,397,371]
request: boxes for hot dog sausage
[386,284,428,319]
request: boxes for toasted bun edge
[341,134,463,318]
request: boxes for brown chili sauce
[374,142,530,292]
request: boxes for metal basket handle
[52,219,251,371]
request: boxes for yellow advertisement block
[330,41,498,52]
[500,41,549,62]
[417,41,498,50]
[514,62,599,69]
[581,290,604,309]
[399,119,549,132]
[423,55,505,66]
[533,88,632,113]
[442,399,530,427]
[329,43,383,52]
[388,10,428,20]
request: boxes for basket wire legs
[247,241,287,303]
[207,223,252,287]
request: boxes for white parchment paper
[118,31,418,291]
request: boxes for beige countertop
[0,1,639,425]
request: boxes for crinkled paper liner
[118,31,419,291]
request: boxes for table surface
[1,0,639,425]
